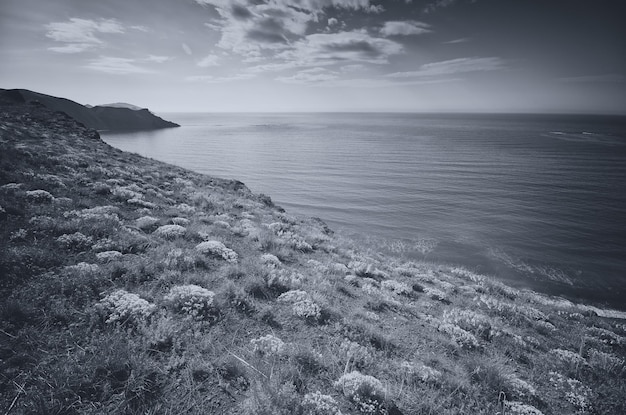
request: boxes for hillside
[0,89,179,131]
[1,98,625,415]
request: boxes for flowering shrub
[437,323,480,350]
[25,189,54,202]
[164,284,216,320]
[587,326,623,346]
[136,215,159,230]
[64,262,99,275]
[443,308,494,341]
[153,224,187,239]
[171,217,190,226]
[9,228,27,242]
[195,241,238,263]
[380,280,411,296]
[293,299,322,321]
[335,371,386,413]
[56,232,93,251]
[267,270,304,290]
[176,203,195,214]
[112,186,142,200]
[91,238,118,252]
[127,198,157,209]
[251,334,285,356]
[548,371,592,412]
[261,253,281,268]
[277,290,311,304]
[97,289,155,325]
[96,251,123,264]
[302,391,343,415]
[505,401,545,415]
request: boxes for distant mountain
[0,88,179,131]
[99,102,145,111]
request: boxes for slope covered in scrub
[1,98,625,414]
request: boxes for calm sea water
[102,113,626,310]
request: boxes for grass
[1,99,626,414]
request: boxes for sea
[102,113,626,310]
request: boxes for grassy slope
[1,101,625,415]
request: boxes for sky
[1,0,625,113]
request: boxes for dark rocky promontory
[0,88,179,131]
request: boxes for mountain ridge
[0,88,179,131]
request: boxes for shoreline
[2,100,625,414]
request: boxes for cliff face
[0,88,179,131]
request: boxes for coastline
[1,100,625,414]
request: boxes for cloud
[182,43,193,55]
[84,56,154,75]
[186,73,256,83]
[386,57,504,78]
[45,18,124,53]
[424,0,476,13]
[279,30,404,66]
[276,67,338,84]
[145,55,171,63]
[195,0,386,57]
[197,54,220,67]
[380,21,431,36]
[444,38,469,44]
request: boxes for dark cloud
[232,4,254,20]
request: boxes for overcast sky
[1,0,625,113]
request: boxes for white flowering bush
[25,189,54,202]
[437,323,480,350]
[548,371,592,412]
[443,308,494,341]
[251,334,285,356]
[64,262,99,275]
[335,371,386,413]
[195,241,238,263]
[277,290,311,304]
[9,228,27,242]
[91,238,117,252]
[292,299,322,321]
[176,203,196,213]
[380,279,411,296]
[112,186,142,200]
[505,401,545,415]
[261,253,282,268]
[96,250,123,262]
[56,232,93,250]
[171,217,190,226]
[136,215,159,230]
[302,391,343,415]
[153,224,187,239]
[164,284,216,320]
[267,270,304,290]
[97,289,155,325]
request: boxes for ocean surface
[102,113,626,310]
